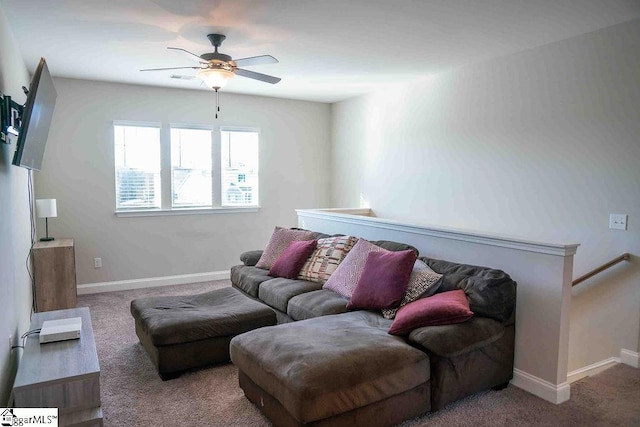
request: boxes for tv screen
[12,58,57,171]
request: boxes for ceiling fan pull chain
[215,88,220,119]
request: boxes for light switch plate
[609,214,627,230]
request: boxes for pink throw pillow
[255,227,315,269]
[269,240,318,279]
[381,260,443,319]
[322,239,387,299]
[388,290,473,335]
[346,250,417,310]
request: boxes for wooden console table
[13,307,103,426]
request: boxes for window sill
[115,206,260,218]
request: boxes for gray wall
[35,78,332,284]
[330,19,640,371]
[0,6,33,404]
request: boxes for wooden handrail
[572,253,631,287]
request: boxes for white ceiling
[3,0,639,103]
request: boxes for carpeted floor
[78,281,640,427]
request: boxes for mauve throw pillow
[388,289,473,335]
[255,227,315,269]
[346,249,417,310]
[322,239,387,299]
[269,240,318,279]
[382,260,443,319]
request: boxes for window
[221,130,259,207]
[114,125,161,210]
[171,128,213,208]
[114,123,259,214]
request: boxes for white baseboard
[566,357,619,383]
[620,349,640,368]
[511,369,570,404]
[77,270,231,295]
[565,349,639,384]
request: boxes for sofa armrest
[240,250,263,267]
[407,317,505,358]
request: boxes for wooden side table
[32,239,77,312]
[13,307,103,426]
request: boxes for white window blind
[171,128,213,208]
[114,125,161,210]
[221,130,259,207]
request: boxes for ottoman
[130,287,276,380]
[230,311,432,426]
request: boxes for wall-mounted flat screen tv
[12,57,57,171]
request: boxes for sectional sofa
[228,229,517,426]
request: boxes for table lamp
[36,199,57,242]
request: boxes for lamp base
[39,237,55,242]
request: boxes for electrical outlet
[609,214,628,230]
[94,258,102,268]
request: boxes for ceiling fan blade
[140,66,201,72]
[170,74,196,80]
[235,68,281,84]
[233,55,279,67]
[167,47,205,63]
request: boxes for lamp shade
[196,68,235,89]
[36,199,57,218]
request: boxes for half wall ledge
[296,208,580,405]
[296,208,578,257]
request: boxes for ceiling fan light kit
[196,66,235,89]
[141,33,280,119]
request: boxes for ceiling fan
[141,34,281,117]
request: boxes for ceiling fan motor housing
[202,34,232,62]
[200,52,233,62]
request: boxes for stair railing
[572,253,631,287]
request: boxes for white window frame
[113,121,260,217]
[169,124,215,209]
[113,121,162,211]
[220,126,260,208]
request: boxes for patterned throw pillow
[382,260,443,319]
[298,236,357,283]
[322,239,387,299]
[255,227,315,270]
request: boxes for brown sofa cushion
[426,324,515,411]
[130,287,276,346]
[422,257,516,323]
[230,265,272,298]
[258,278,323,313]
[286,289,348,321]
[230,311,431,423]
[408,316,505,358]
